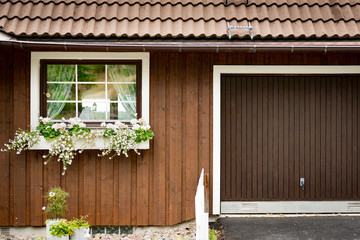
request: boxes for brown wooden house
[1,0,360,227]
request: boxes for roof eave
[2,38,360,53]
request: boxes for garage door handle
[300,178,305,191]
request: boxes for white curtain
[107,65,137,118]
[47,65,75,119]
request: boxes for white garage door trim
[212,65,360,215]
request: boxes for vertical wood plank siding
[221,75,360,201]
[0,48,360,226]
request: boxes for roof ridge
[1,0,359,8]
[1,15,359,24]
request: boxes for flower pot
[46,219,68,240]
[51,236,69,240]
[70,227,91,240]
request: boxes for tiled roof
[0,0,360,39]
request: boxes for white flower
[59,122,66,130]
[68,124,73,129]
[130,119,138,125]
[42,206,46,211]
[51,124,59,131]
[69,117,81,126]
[49,192,55,197]
[79,123,86,128]
[132,124,140,130]
[61,117,65,122]
[42,117,51,124]
[101,122,107,128]
[140,126,147,130]
[138,118,145,124]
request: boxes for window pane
[47,102,76,120]
[78,84,105,100]
[78,65,105,82]
[47,65,75,82]
[107,84,136,101]
[110,102,135,121]
[47,84,76,101]
[78,102,107,120]
[107,65,136,83]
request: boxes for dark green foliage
[49,220,74,237]
[68,217,90,230]
[37,122,60,140]
[44,187,69,220]
[68,125,90,136]
[135,129,154,143]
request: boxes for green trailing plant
[0,129,40,154]
[99,117,154,158]
[209,229,221,240]
[37,119,60,140]
[49,220,74,237]
[43,187,69,220]
[2,115,153,174]
[68,216,90,230]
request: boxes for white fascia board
[212,65,360,215]
[30,52,150,129]
[0,31,12,41]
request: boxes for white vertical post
[195,169,209,240]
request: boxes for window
[31,52,150,129]
[40,60,141,125]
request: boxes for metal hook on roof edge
[227,21,253,40]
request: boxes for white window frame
[213,65,360,215]
[31,52,150,128]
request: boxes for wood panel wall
[221,75,360,201]
[0,47,360,226]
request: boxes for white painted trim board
[212,65,360,215]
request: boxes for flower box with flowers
[31,134,149,150]
[2,116,154,175]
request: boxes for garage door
[221,75,360,208]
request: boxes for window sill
[30,136,150,150]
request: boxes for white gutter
[1,37,360,52]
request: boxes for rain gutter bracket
[227,21,253,40]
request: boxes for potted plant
[43,187,69,240]
[49,220,74,240]
[69,217,91,240]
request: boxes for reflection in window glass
[47,65,75,82]
[78,84,106,100]
[46,63,138,122]
[47,102,76,120]
[78,65,105,82]
[107,65,136,83]
[47,84,76,101]
[110,102,134,121]
[78,102,106,120]
[107,84,136,101]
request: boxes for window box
[30,135,150,150]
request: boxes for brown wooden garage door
[221,75,360,201]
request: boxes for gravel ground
[0,225,196,240]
